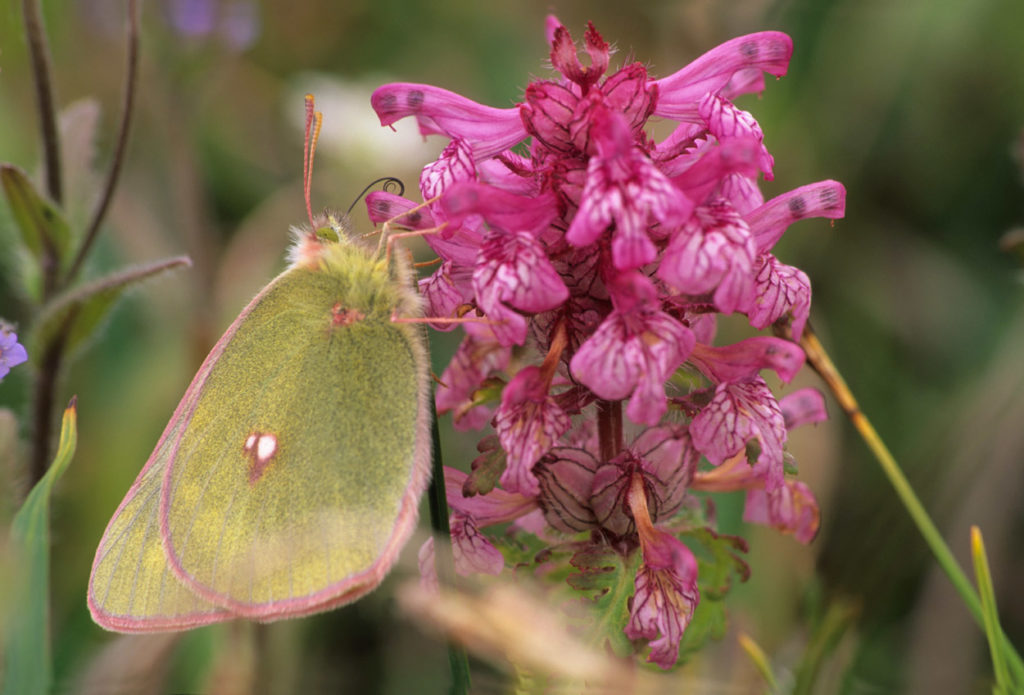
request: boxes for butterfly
[88,96,432,632]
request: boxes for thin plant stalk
[795,324,1024,683]
[427,392,471,695]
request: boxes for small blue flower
[0,325,28,381]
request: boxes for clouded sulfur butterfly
[88,96,431,632]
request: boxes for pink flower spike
[779,388,828,429]
[492,366,571,496]
[690,377,787,490]
[688,336,806,384]
[570,273,695,426]
[473,229,570,346]
[748,255,811,339]
[371,83,526,159]
[744,480,820,544]
[746,180,847,252]
[652,32,793,120]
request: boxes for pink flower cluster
[370,18,842,668]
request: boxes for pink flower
[625,472,699,669]
[657,198,757,313]
[371,16,841,666]
[565,109,693,270]
[473,230,569,346]
[371,83,526,159]
[570,273,695,426]
[492,366,571,495]
[690,377,787,491]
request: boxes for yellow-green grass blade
[3,399,77,695]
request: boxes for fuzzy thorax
[286,224,422,322]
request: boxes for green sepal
[0,164,71,297]
[463,435,506,496]
[29,255,192,364]
[2,398,78,695]
[566,545,643,657]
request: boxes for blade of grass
[793,324,1024,684]
[2,398,78,695]
[971,526,1012,693]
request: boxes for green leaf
[463,435,506,496]
[30,255,192,363]
[0,164,71,273]
[566,545,642,657]
[676,528,750,662]
[2,398,78,695]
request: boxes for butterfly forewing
[160,253,427,619]
[89,346,234,631]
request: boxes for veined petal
[652,32,793,120]
[749,255,811,339]
[473,229,570,346]
[698,93,774,178]
[744,480,820,544]
[420,138,477,200]
[625,529,699,669]
[493,366,572,495]
[688,336,806,384]
[444,466,538,525]
[371,82,526,159]
[418,261,471,331]
[365,191,436,229]
[657,199,757,314]
[690,377,787,490]
[570,274,695,426]
[450,512,506,575]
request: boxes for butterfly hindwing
[159,245,429,620]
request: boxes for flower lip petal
[689,336,806,384]
[371,82,527,159]
[652,32,794,120]
[746,180,847,252]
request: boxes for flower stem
[21,0,61,208]
[796,324,1024,682]
[67,0,140,284]
[426,389,471,695]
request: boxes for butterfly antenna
[346,176,406,217]
[303,94,323,231]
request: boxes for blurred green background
[2,0,1023,692]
